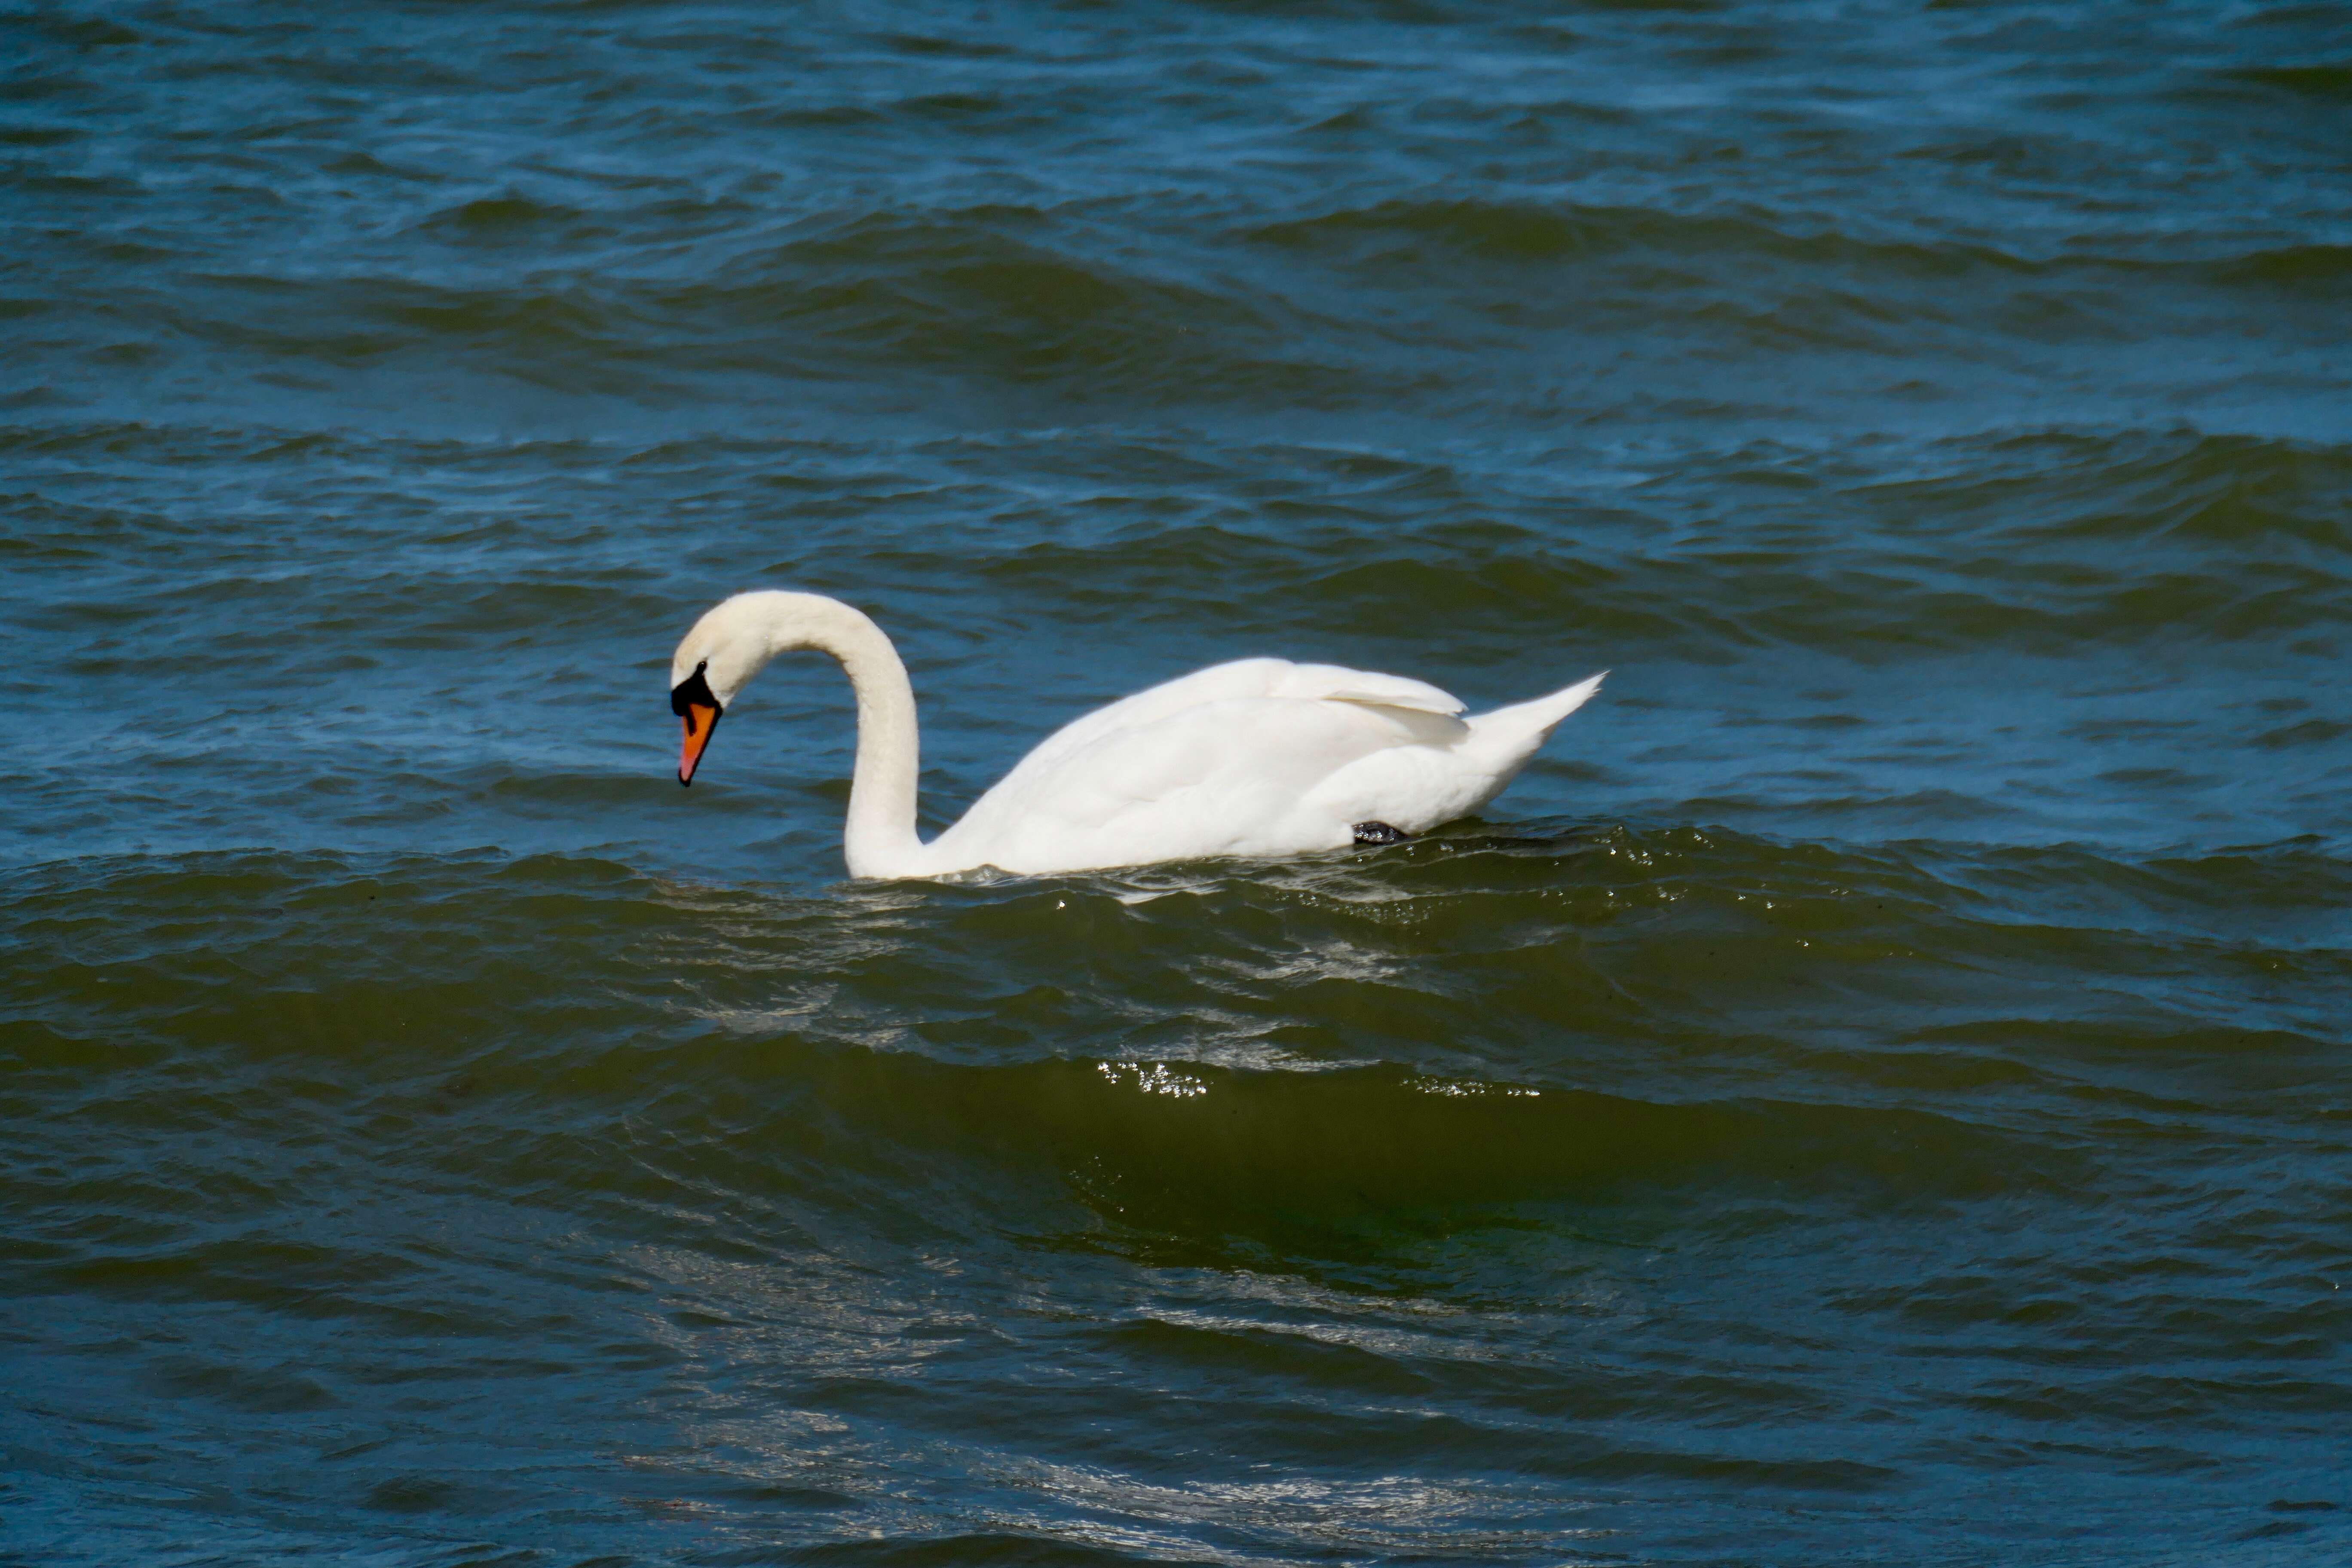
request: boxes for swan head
[668,594,779,786]
[668,590,877,786]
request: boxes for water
[3,1,2349,1562]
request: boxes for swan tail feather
[1464,671,1607,762]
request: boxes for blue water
[3,2,2349,1563]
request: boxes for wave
[3,828,2338,1260]
[945,439,2352,655]
[1252,197,2037,279]
[2220,63,2352,101]
[1252,194,2352,287]
[16,179,2342,422]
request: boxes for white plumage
[668,591,1603,880]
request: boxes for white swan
[668,590,1604,880]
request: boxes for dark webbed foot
[1352,821,1410,845]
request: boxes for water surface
[3,2,2349,1563]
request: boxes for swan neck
[775,600,924,878]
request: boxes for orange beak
[678,702,721,786]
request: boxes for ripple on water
[4,0,2352,1562]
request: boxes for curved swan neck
[739,594,926,878]
[834,611,926,879]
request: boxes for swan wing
[933,688,1470,874]
[1007,657,1463,778]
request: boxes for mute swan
[668,590,1604,880]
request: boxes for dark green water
[3,2,2350,1563]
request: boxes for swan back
[921,659,1476,875]
[1006,658,1461,774]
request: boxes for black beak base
[671,663,720,720]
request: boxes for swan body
[668,591,1604,880]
